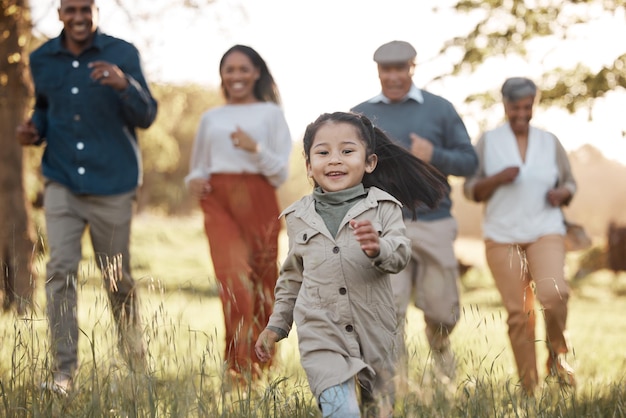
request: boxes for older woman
[464,77,576,395]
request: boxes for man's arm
[112,43,158,129]
[429,104,478,177]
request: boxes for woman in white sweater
[464,77,576,395]
[185,45,292,382]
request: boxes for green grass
[1,214,625,417]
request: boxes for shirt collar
[51,28,104,54]
[367,84,424,104]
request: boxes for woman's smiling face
[504,95,534,136]
[220,50,260,104]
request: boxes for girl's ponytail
[360,117,447,217]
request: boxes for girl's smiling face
[306,122,377,193]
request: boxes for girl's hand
[188,178,212,200]
[350,219,380,258]
[255,329,279,363]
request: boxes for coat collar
[281,187,402,236]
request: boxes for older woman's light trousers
[485,234,570,391]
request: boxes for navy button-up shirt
[29,30,158,195]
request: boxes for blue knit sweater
[352,89,477,220]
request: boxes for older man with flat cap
[352,40,478,390]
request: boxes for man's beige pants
[44,181,142,381]
[391,217,461,379]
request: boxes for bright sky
[31,0,626,164]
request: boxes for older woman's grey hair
[501,77,537,102]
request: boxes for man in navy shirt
[16,0,157,395]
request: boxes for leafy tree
[441,0,626,116]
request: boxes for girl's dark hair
[303,112,447,216]
[219,44,281,104]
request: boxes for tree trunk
[0,0,35,313]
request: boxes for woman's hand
[496,166,520,184]
[231,126,260,153]
[350,219,380,258]
[547,186,572,207]
[255,329,279,363]
[472,166,519,202]
[188,178,211,200]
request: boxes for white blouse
[185,102,292,188]
[476,123,569,243]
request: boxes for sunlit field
[1,214,625,417]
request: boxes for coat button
[333,246,339,254]
[345,325,353,332]
[339,287,347,295]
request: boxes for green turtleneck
[313,184,367,238]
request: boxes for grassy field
[1,213,625,417]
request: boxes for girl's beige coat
[267,187,410,399]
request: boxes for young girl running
[255,112,446,417]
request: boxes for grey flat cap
[373,40,417,64]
